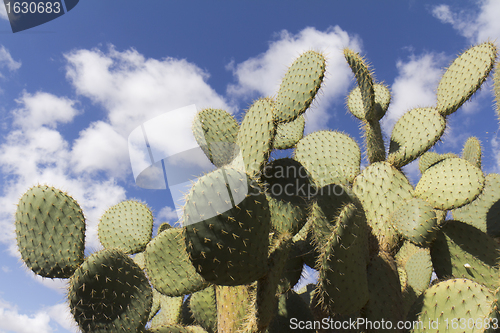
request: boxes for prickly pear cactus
[14,41,500,333]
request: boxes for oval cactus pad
[15,185,85,278]
[98,200,154,254]
[415,158,484,210]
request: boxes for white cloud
[0,4,7,21]
[157,206,179,223]
[226,26,363,133]
[0,94,126,257]
[0,299,52,333]
[71,120,129,177]
[0,46,21,72]
[12,91,80,129]
[65,46,232,137]
[2,45,235,263]
[432,1,500,43]
[46,303,79,333]
[0,298,78,333]
[381,52,448,134]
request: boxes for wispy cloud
[226,26,363,133]
[382,52,448,135]
[0,4,7,21]
[0,46,21,72]
[0,297,78,333]
[65,45,232,137]
[432,1,500,43]
[12,91,80,129]
[0,298,52,333]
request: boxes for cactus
[13,41,500,333]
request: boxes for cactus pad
[462,136,482,169]
[418,151,458,174]
[189,285,217,333]
[145,227,208,297]
[274,50,326,123]
[318,202,369,315]
[98,200,154,254]
[452,173,500,237]
[409,278,498,333]
[192,108,239,167]
[360,252,404,330]
[15,185,85,278]
[272,115,305,150]
[388,107,446,168]
[391,197,438,247]
[395,242,433,295]
[431,220,500,290]
[232,98,275,177]
[437,42,497,116]
[347,83,390,121]
[261,158,311,235]
[68,249,152,333]
[344,48,375,121]
[184,167,270,285]
[353,162,413,251]
[414,157,485,210]
[294,130,361,187]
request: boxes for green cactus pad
[15,185,85,278]
[387,107,446,168]
[98,200,154,254]
[149,288,162,322]
[309,183,357,247]
[391,198,438,247]
[462,136,482,169]
[231,98,275,177]
[266,290,314,333]
[344,48,376,121]
[192,108,239,167]
[184,167,270,285]
[133,251,146,270]
[347,83,390,121]
[414,157,485,210]
[248,233,293,332]
[431,220,500,290]
[395,242,433,294]
[318,202,369,315]
[274,51,326,123]
[409,278,498,333]
[147,325,208,333]
[418,151,458,174]
[157,222,172,235]
[273,115,305,150]
[360,252,404,332]
[495,63,500,123]
[145,227,208,297]
[261,158,312,235]
[294,130,361,187]
[277,239,305,293]
[452,173,500,237]
[189,286,217,333]
[150,294,183,327]
[353,162,413,252]
[68,249,152,333]
[437,42,497,116]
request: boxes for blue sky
[0,0,500,332]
